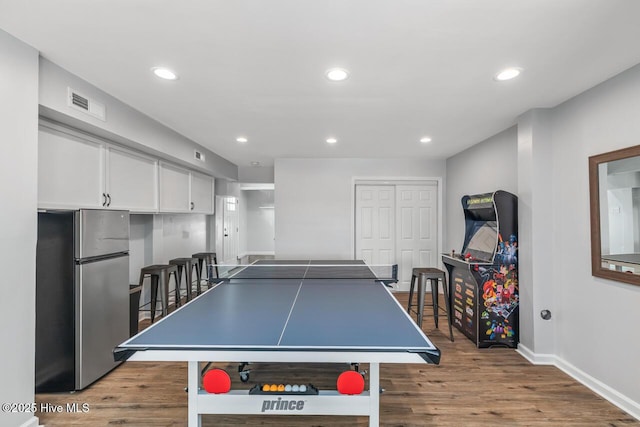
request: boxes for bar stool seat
[192,252,219,292]
[169,257,198,303]
[407,267,454,341]
[137,264,179,323]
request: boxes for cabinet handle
[107,193,111,207]
[190,202,194,211]
[102,193,107,207]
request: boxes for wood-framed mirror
[589,144,640,286]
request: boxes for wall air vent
[71,92,89,110]
[195,150,205,161]
[67,87,106,121]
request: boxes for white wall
[546,62,640,416]
[238,166,275,183]
[238,190,248,258]
[517,109,555,356]
[244,190,275,254]
[275,158,445,259]
[0,30,39,427]
[444,126,518,253]
[129,215,154,282]
[130,214,208,309]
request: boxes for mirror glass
[590,145,640,286]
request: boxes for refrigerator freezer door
[76,254,129,389]
[76,209,129,259]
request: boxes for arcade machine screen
[465,221,497,261]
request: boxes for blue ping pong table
[114,260,440,426]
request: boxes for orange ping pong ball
[337,371,365,395]
[269,384,278,392]
[277,384,285,392]
[202,369,231,394]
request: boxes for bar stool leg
[408,273,416,315]
[213,254,219,280]
[431,278,439,329]
[417,273,426,328]
[175,265,184,307]
[171,270,179,309]
[204,255,210,288]
[150,274,158,323]
[159,271,169,317]
[195,259,203,294]
[205,254,214,288]
[185,262,193,301]
[442,274,454,342]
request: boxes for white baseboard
[516,343,556,365]
[18,416,40,427]
[555,357,640,421]
[518,344,640,421]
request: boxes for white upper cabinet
[38,121,215,214]
[158,163,215,214]
[38,125,105,209]
[190,172,215,214]
[38,124,159,212]
[105,145,158,211]
[159,162,191,213]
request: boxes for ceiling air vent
[195,150,205,161]
[67,87,106,121]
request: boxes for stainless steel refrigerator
[36,209,130,392]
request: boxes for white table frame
[126,349,429,427]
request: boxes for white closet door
[396,185,438,290]
[355,185,395,265]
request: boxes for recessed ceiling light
[326,137,338,144]
[236,137,248,143]
[326,68,349,82]
[494,67,522,81]
[250,161,260,167]
[151,67,178,80]
[420,137,432,143]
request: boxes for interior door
[355,182,438,291]
[222,197,239,265]
[395,184,438,290]
[355,185,395,265]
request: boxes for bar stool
[192,252,219,291]
[407,267,454,341]
[137,264,179,323]
[169,257,198,304]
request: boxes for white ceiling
[2,0,640,168]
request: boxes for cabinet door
[38,125,105,209]
[105,145,158,212]
[159,162,191,212]
[190,172,215,214]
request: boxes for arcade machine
[442,190,518,348]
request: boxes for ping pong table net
[211,263,398,283]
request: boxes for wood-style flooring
[36,293,639,426]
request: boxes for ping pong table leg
[188,361,201,427]
[369,362,380,427]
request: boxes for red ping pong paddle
[202,369,231,394]
[337,371,365,395]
